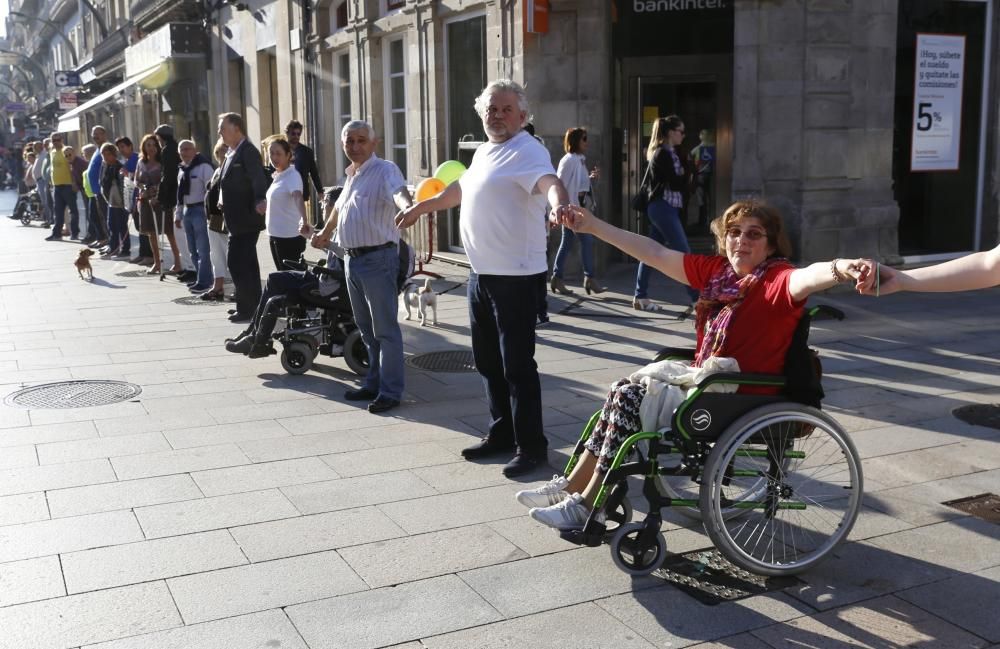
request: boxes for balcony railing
[130,0,200,31]
[90,23,129,71]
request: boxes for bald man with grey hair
[311,119,412,414]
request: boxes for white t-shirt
[266,167,304,238]
[459,130,554,275]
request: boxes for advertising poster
[910,33,966,172]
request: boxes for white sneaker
[515,475,570,508]
[529,493,590,531]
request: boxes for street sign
[58,92,78,110]
[54,70,82,87]
[0,54,20,66]
[3,102,26,112]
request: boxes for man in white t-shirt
[397,79,571,477]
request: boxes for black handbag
[630,163,652,213]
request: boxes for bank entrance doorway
[892,0,992,258]
[621,55,732,242]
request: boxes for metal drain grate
[5,381,143,409]
[943,493,1000,524]
[405,350,477,373]
[116,269,153,278]
[656,548,800,605]
[953,404,1000,430]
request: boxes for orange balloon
[415,177,446,202]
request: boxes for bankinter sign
[633,0,726,11]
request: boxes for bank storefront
[531,0,998,267]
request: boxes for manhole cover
[5,381,143,409]
[405,350,477,373]
[656,548,800,605]
[116,269,152,278]
[953,404,1000,429]
[943,493,1000,524]
[172,295,228,306]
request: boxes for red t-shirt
[683,254,805,378]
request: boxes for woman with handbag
[135,135,181,276]
[551,127,605,296]
[633,115,699,312]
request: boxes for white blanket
[628,356,741,433]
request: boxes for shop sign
[58,92,78,110]
[910,33,965,172]
[614,0,732,56]
[4,102,26,112]
[54,71,81,87]
[524,0,550,34]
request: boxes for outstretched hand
[560,205,599,234]
[395,204,422,230]
[857,262,901,296]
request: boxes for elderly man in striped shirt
[312,120,412,414]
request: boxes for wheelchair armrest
[808,304,845,321]
[653,347,696,362]
[282,258,308,271]
[694,371,786,391]
[311,264,345,279]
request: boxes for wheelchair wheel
[281,342,314,375]
[343,329,369,376]
[610,521,666,576]
[699,403,863,576]
[603,483,633,535]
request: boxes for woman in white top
[265,138,308,270]
[551,127,604,295]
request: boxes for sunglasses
[725,227,767,241]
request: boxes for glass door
[444,14,486,252]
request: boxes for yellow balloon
[415,177,446,202]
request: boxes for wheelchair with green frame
[559,304,864,577]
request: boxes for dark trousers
[51,185,79,238]
[107,207,130,254]
[269,235,307,271]
[87,196,109,241]
[228,231,262,316]
[468,271,547,457]
[249,271,315,343]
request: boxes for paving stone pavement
[1,189,999,648]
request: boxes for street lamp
[9,11,79,67]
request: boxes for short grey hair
[91,125,106,136]
[341,120,376,141]
[81,143,97,157]
[473,79,532,125]
[178,139,196,149]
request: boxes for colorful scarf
[693,257,789,367]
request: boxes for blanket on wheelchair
[628,356,740,433]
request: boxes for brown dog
[74,248,95,281]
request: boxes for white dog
[402,277,438,326]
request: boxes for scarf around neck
[177,153,211,205]
[693,256,789,367]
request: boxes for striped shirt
[662,147,684,209]
[334,154,406,248]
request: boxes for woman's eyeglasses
[725,227,767,241]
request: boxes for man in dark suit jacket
[215,112,268,322]
[285,119,323,226]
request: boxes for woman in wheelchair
[518,200,875,534]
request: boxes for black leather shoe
[225,335,254,354]
[461,437,516,460]
[344,387,378,401]
[367,396,400,414]
[248,343,274,359]
[44,235,62,241]
[225,327,252,343]
[502,453,547,478]
[228,313,251,323]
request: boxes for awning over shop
[55,66,160,132]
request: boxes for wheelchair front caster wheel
[343,329,369,376]
[603,493,634,536]
[281,342,314,375]
[610,522,666,576]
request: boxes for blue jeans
[634,198,699,303]
[182,205,213,288]
[107,206,130,254]
[552,227,595,278]
[344,246,404,401]
[51,185,79,238]
[468,271,547,457]
[36,179,52,224]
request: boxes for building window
[334,51,352,177]
[332,1,348,32]
[383,37,407,179]
[385,0,405,11]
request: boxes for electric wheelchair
[266,258,369,377]
[560,305,863,577]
